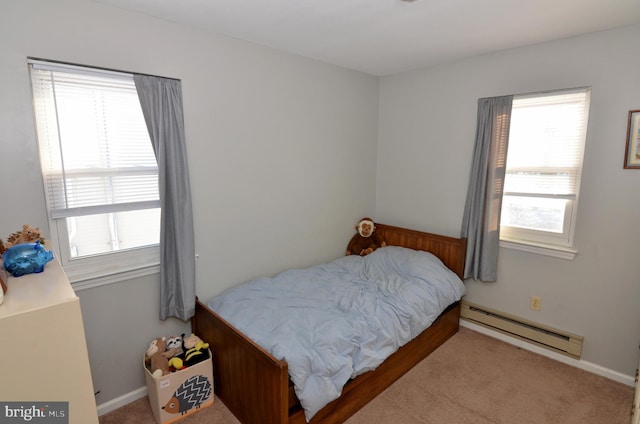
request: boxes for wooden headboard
[375,223,467,279]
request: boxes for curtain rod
[480,86,591,101]
[27,57,181,82]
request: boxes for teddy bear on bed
[346,217,386,256]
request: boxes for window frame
[499,87,591,259]
[28,59,160,288]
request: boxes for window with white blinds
[500,88,590,251]
[29,60,160,278]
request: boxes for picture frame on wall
[624,110,640,169]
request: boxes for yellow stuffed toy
[182,333,210,367]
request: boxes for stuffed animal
[181,333,210,367]
[145,337,171,378]
[346,217,387,256]
[0,224,45,255]
[168,356,185,372]
[164,334,184,359]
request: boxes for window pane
[501,196,566,233]
[67,214,112,257]
[68,209,160,258]
[115,209,161,250]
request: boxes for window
[29,60,160,284]
[500,88,590,257]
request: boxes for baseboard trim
[96,386,148,416]
[460,320,635,387]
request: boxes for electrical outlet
[530,296,542,311]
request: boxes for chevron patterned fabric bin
[143,349,214,424]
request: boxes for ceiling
[92,0,640,76]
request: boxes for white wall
[0,0,379,406]
[377,24,640,378]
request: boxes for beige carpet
[99,328,634,423]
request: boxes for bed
[192,223,467,424]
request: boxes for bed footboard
[193,298,289,424]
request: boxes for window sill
[69,263,160,291]
[499,239,577,260]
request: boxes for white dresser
[0,259,98,424]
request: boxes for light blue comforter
[207,246,466,421]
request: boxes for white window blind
[504,89,589,200]
[30,62,159,220]
[501,87,590,250]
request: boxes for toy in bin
[182,333,210,367]
[2,241,54,277]
[144,333,214,423]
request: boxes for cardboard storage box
[144,350,214,424]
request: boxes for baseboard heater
[460,301,583,359]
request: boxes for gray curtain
[461,95,513,281]
[134,74,196,321]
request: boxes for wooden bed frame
[192,223,467,424]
